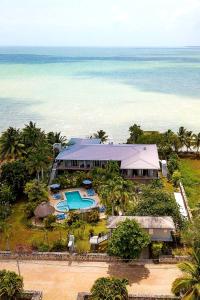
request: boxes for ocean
[0,47,200,142]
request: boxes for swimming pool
[56,191,95,212]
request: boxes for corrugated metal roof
[107,216,175,230]
[56,143,160,170]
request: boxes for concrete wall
[0,251,190,264]
[77,292,180,300]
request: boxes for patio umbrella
[50,184,60,189]
[82,179,92,185]
[34,202,55,218]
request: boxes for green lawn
[0,201,107,252]
[180,158,200,209]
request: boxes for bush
[167,153,180,177]
[66,211,80,226]
[172,171,181,187]
[91,277,129,300]
[85,209,100,224]
[44,214,56,229]
[0,270,23,299]
[50,239,67,252]
[37,243,50,252]
[24,202,37,219]
[151,242,163,258]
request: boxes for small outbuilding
[107,216,176,242]
[34,202,55,219]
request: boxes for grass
[180,158,200,209]
[0,201,107,252]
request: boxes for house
[107,216,176,242]
[55,138,160,180]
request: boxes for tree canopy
[107,219,150,259]
[91,277,129,300]
[130,186,184,228]
[0,269,23,300]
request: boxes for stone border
[77,292,180,300]
[0,251,190,264]
[20,290,42,300]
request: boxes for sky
[0,0,200,47]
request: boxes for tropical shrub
[182,216,200,250]
[0,270,23,300]
[0,160,30,197]
[44,214,57,229]
[107,219,150,259]
[167,153,180,177]
[132,187,184,228]
[24,180,48,203]
[172,170,181,187]
[91,277,129,300]
[85,209,99,224]
[151,242,163,258]
[66,211,80,226]
[50,239,67,251]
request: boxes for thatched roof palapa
[34,202,55,218]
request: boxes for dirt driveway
[0,260,181,300]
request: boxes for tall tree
[177,126,187,149]
[93,130,108,143]
[0,127,25,160]
[25,142,52,180]
[47,131,67,145]
[172,249,200,299]
[22,121,46,148]
[107,219,150,259]
[184,131,193,152]
[193,132,200,155]
[127,124,143,144]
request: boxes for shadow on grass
[107,262,150,284]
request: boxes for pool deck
[49,187,100,216]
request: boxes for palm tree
[184,131,193,152]
[193,133,200,155]
[26,142,52,181]
[47,131,67,145]
[22,121,46,148]
[177,126,187,150]
[172,249,200,299]
[93,130,108,143]
[0,127,25,160]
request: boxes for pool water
[56,191,95,211]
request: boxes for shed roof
[107,216,175,230]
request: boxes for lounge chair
[87,188,95,196]
[52,193,61,200]
[99,206,106,213]
[56,213,66,220]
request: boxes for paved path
[0,260,181,300]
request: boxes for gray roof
[107,216,175,230]
[56,143,160,170]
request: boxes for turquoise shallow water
[0,47,200,141]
